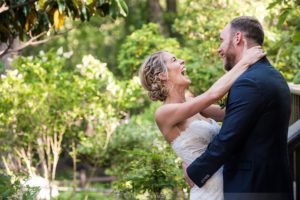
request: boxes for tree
[147,0,178,35]
[148,0,165,33]
[117,23,192,80]
[165,0,177,36]
[0,49,139,196]
[267,0,300,81]
[0,0,128,57]
[108,103,188,199]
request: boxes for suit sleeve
[187,77,264,187]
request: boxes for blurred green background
[0,0,299,199]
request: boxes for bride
[139,45,265,200]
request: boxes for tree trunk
[0,37,20,70]
[37,137,49,180]
[79,169,87,188]
[148,0,167,35]
[148,0,163,24]
[166,0,176,13]
[71,140,78,189]
[165,0,177,36]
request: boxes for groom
[185,16,294,200]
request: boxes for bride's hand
[239,39,266,67]
[182,162,195,188]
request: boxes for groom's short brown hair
[230,16,264,45]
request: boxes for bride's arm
[187,95,225,122]
[200,104,225,122]
[155,46,265,127]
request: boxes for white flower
[42,56,48,62]
[23,176,59,200]
[56,47,64,55]
[63,51,73,58]
[11,69,19,76]
[17,73,23,79]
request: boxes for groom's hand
[182,162,195,188]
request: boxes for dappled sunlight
[0,0,299,199]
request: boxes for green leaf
[292,31,300,42]
[267,1,279,9]
[86,0,94,5]
[98,0,106,5]
[110,0,117,19]
[116,0,128,17]
[71,0,80,9]
[277,8,291,27]
[293,71,300,84]
[22,5,29,16]
[58,0,65,13]
[0,175,11,185]
[85,6,91,21]
[37,0,46,9]
[80,5,87,21]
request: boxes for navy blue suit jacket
[187,57,293,200]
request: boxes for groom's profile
[186,16,294,200]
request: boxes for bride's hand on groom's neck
[240,39,266,66]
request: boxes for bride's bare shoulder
[155,104,177,125]
[155,105,180,143]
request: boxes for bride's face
[162,52,191,87]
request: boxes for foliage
[2,0,300,198]
[21,0,152,76]
[266,0,300,81]
[22,16,127,73]
[116,75,147,114]
[113,147,187,200]
[123,0,149,34]
[0,49,129,182]
[104,102,161,171]
[117,23,192,80]
[293,71,300,84]
[0,0,128,43]
[105,103,187,199]
[172,0,274,93]
[0,174,39,200]
[55,190,114,200]
[0,60,4,73]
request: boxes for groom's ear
[233,31,243,46]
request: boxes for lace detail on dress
[171,119,224,200]
[171,119,220,165]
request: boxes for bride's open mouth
[181,68,186,76]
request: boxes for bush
[113,147,187,200]
[104,103,188,199]
[117,23,192,80]
[104,102,161,171]
[293,71,300,84]
[0,174,39,200]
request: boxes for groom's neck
[233,41,261,69]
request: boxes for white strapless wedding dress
[171,119,224,200]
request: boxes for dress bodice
[171,119,221,165]
[171,119,224,200]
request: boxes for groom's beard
[224,41,237,71]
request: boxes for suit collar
[250,56,270,68]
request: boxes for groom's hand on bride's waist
[182,162,195,188]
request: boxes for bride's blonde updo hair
[139,51,169,101]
